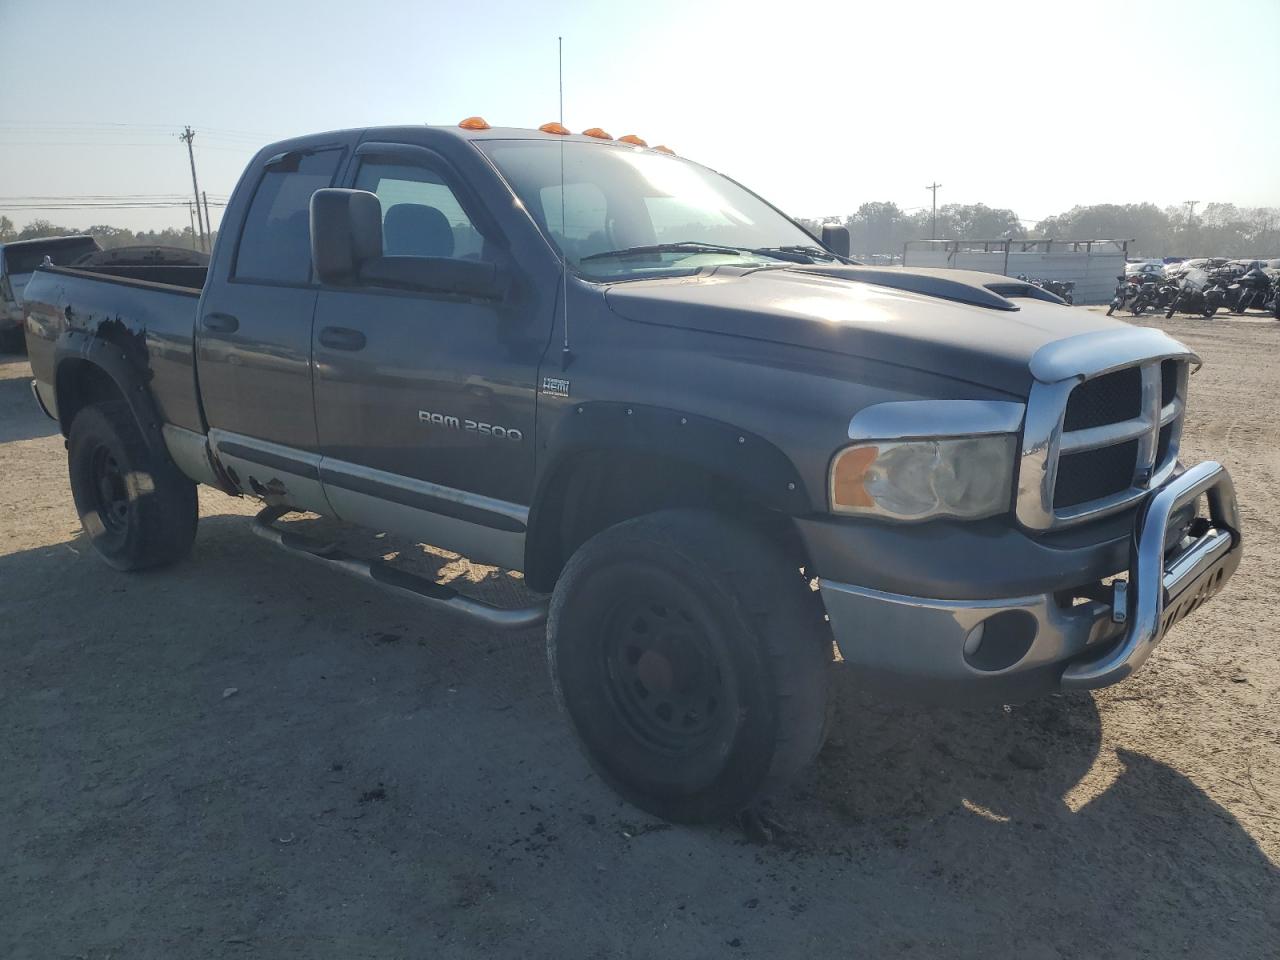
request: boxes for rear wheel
[547,509,831,823]
[68,402,198,570]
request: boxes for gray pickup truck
[1,235,101,351]
[22,120,1243,823]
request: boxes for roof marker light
[618,134,647,147]
[539,121,571,135]
[458,116,491,130]
[652,144,675,155]
[582,127,613,140]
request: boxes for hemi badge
[541,377,571,398]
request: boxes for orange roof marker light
[618,134,648,147]
[582,127,613,140]
[652,144,676,155]
[458,116,491,130]
[539,121,571,135]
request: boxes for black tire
[1203,305,1217,319]
[68,402,198,570]
[547,509,831,823]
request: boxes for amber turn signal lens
[618,134,647,147]
[458,116,491,130]
[582,127,613,140]
[830,445,879,510]
[652,144,675,155]
[539,121,571,135]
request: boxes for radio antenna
[558,35,572,370]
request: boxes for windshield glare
[478,140,820,280]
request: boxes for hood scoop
[793,265,1060,312]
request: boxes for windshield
[477,140,824,280]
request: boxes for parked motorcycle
[1229,267,1274,313]
[1128,276,1164,315]
[1017,276,1075,304]
[1165,267,1228,318]
[1106,275,1136,315]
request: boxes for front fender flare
[524,402,813,586]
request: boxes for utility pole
[188,202,197,248]
[926,182,942,239]
[202,190,213,247]
[1184,200,1198,223]
[179,126,207,252]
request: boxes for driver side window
[353,162,488,261]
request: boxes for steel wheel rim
[599,592,727,757]
[90,445,129,535]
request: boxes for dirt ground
[2,309,1278,959]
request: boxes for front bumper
[817,461,1242,703]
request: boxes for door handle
[319,326,367,351]
[202,313,239,334]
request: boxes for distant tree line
[796,202,1280,259]
[4,200,1277,261]
[0,215,213,252]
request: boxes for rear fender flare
[52,328,167,459]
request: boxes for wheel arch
[53,329,167,459]
[524,402,814,592]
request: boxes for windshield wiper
[753,245,842,263]
[579,241,749,263]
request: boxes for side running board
[250,506,548,630]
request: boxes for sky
[2,0,1278,234]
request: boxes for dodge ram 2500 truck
[22,119,1243,823]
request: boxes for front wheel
[1203,305,1218,318]
[547,509,831,823]
[68,402,198,570]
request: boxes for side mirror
[821,224,851,258]
[311,188,383,285]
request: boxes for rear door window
[234,149,344,284]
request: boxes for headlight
[829,435,1016,521]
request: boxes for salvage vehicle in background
[20,120,1244,823]
[0,235,100,351]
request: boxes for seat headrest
[384,203,455,258]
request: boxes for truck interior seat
[384,204,455,258]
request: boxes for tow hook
[1111,580,1128,624]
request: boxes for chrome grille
[1017,354,1190,530]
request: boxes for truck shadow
[2,512,1276,956]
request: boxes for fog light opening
[963,610,1038,672]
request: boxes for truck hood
[603,265,1129,396]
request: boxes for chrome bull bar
[1061,460,1242,690]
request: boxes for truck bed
[23,264,206,433]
